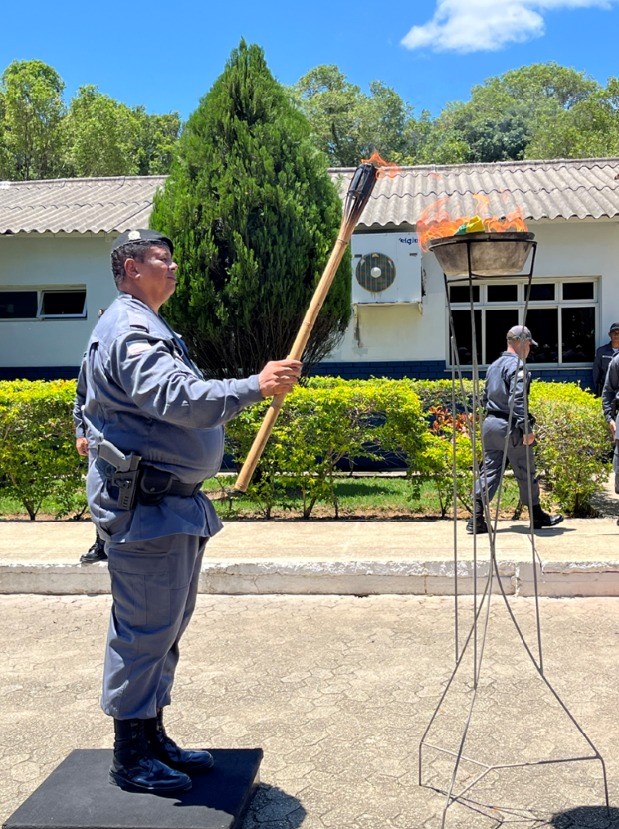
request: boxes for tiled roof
[331,157,619,228]
[2,158,619,235]
[0,176,167,234]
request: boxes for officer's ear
[123,257,141,280]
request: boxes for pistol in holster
[97,439,142,510]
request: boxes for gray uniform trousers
[613,415,619,493]
[101,533,207,720]
[475,415,540,508]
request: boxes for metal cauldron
[428,231,535,278]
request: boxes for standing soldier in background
[74,316,107,565]
[602,350,619,498]
[80,229,301,794]
[467,325,563,535]
[593,322,619,396]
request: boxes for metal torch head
[343,162,380,223]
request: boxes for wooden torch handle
[233,234,350,492]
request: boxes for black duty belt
[164,479,203,498]
[486,411,510,420]
[140,465,203,501]
[97,457,203,507]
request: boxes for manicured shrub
[529,380,609,516]
[0,376,608,521]
[226,381,402,517]
[0,380,85,519]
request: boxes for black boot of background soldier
[532,504,563,529]
[80,533,107,564]
[466,499,488,535]
[109,718,191,793]
[144,709,215,772]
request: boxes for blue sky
[1,0,618,120]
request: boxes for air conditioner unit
[351,232,422,305]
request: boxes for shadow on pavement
[243,784,306,827]
[550,805,619,828]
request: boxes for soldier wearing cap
[467,324,563,534]
[592,322,619,396]
[601,348,619,498]
[80,229,302,794]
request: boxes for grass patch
[0,474,530,521]
[206,473,524,520]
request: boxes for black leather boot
[145,709,214,773]
[532,504,563,529]
[110,718,192,793]
[466,500,488,535]
[80,539,107,564]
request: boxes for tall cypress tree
[150,41,350,379]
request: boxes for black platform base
[4,748,263,829]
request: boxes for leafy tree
[133,109,181,175]
[0,60,65,180]
[526,77,619,159]
[63,87,181,177]
[292,65,422,165]
[63,85,141,176]
[413,108,471,165]
[292,65,365,166]
[0,90,9,178]
[150,41,351,379]
[426,62,601,163]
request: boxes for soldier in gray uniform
[73,343,107,564]
[467,325,563,534]
[601,350,619,496]
[592,322,619,396]
[81,229,302,794]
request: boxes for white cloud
[401,0,615,53]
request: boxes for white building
[2,159,619,387]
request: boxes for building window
[39,289,87,318]
[0,291,38,319]
[0,288,87,320]
[447,279,597,366]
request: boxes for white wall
[323,219,619,364]
[2,219,619,371]
[0,233,119,368]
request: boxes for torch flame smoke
[417,192,528,252]
[361,150,400,180]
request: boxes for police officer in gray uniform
[73,350,107,564]
[467,325,563,534]
[601,350,619,496]
[81,229,301,794]
[593,322,619,396]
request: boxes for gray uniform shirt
[82,292,263,543]
[483,351,532,432]
[593,342,617,396]
[73,355,87,438]
[601,352,619,425]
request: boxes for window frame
[0,286,88,321]
[446,276,598,368]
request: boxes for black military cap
[111,229,173,255]
[609,322,619,334]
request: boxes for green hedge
[0,380,86,520]
[226,379,430,518]
[529,380,610,516]
[0,376,610,519]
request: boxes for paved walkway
[1,594,617,829]
[1,514,618,596]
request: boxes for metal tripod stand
[418,236,610,828]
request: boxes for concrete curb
[2,557,618,597]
